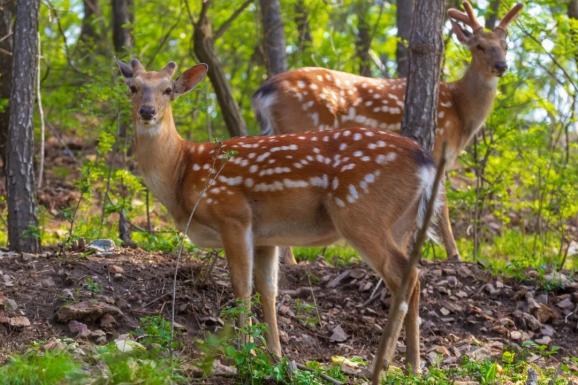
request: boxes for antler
[448,0,482,33]
[496,3,523,34]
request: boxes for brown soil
[1,248,577,375]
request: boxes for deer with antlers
[117,58,442,374]
[253,1,523,264]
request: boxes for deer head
[448,1,523,77]
[117,59,208,134]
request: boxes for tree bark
[396,0,414,77]
[79,0,101,44]
[0,0,15,174]
[7,0,40,252]
[294,0,312,54]
[111,0,133,54]
[400,0,445,153]
[259,0,287,76]
[193,1,248,137]
[485,0,500,30]
[355,1,372,77]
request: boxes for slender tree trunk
[7,0,40,252]
[485,0,500,30]
[400,0,445,153]
[79,0,100,44]
[111,0,133,54]
[294,0,312,54]
[355,2,372,77]
[569,0,578,63]
[259,0,287,76]
[193,1,248,137]
[0,0,15,175]
[396,0,414,77]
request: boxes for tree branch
[214,0,253,41]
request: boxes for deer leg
[220,221,254,343]
[280,246,297,265]
[439,194,460,260]
[254,246,282,357]
[404,278,421,374]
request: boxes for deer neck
[133,106,186,214]
[452,59,499,146]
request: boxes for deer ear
[451,21,471,44]
[174,64,209,95]
[117,60,133,79]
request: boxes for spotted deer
[253,1,523,264]
[117,59,442,374]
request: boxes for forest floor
[1,247,577,384]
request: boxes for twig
[372,145,447,385]
[362,278,383,307]
[36,32,46,189]
[294,362,343,385]
[306,272,323,328]
[213,0,254,41]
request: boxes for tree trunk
[7,0,40,252]
[79,0,100,44]
[355,2,372,77]
[396,0,414,77]
[111,0,133,54]
[485,0,500,30]
[294,0,312,54]
[193,3,247,137]
[259,0,287,76]
[569,0,578,63]
[400,0,445,153]
[0,0,15,174]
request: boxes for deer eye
[129,86,137,94]
[163,88,172,95]
[476,44,485,51]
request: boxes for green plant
[0,350,86,385]
[134,315,180,350]
[83,276,102,294]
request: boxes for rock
[0,315,31,328]
[115,338,145,353]
[447,276,459,287]
[62,289,75,301]
[544,272,571,287]
[42,338,66,351]
[68,320,91,337]
[56,301,124,323]
[440,307,451,316]
[540,324,555,337]
[41,277,56,288]
[213,360,237,376]
[330,325,348,343]
[535,293,548,304]
[4,298,18,312]
[2,274,14,287]
[99,313,117,331]
[534,335,551,345]
[532,303,560,324]
[107,265,124,274]
[483,283,499,296]
[90,329,107,344]
[87,239,116,254]
[556,297,574,310]
[510,330,522,340]
[513,311,542,331]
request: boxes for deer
[252,1,523,264]
[117,58,442,375]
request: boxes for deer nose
[139,106,156,120]
[494,62,508,75]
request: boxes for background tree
[7,0,40,252]
[259,0,287,75]
[401,0,445,152]
[355,1,371,76]
[112,0,133,54]
[0,0,15,175]
[192,0,250,137]
[396,0,413,77]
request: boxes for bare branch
[214,0,253,41]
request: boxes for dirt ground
[1,247,577,378]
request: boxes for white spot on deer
[192,164,201,171]
[373,93,380,99]
[376,152,397,165]
[365,131,375,137]
[209,187,221,194]
[310,83,318,90]
[395,100,404,108]
[359,180,368,192]
[297,80,306,89]
[244,178,254,188]
[283,179,309,188]
[309,174,329,188]
[293,162,303,169]
[361,82,368,89]
[310,112,320,126]
[332,177,339,190]
[339,143,347,151]
[219,175,244,186]
[391,122,401,130]
[206,198,214,204]
[353,133,362,141]
[438,110,445,119]
[249,165,259,173]
[365,100,373,107]
[197,144,205,153]
[303,100,315,110]
[353,151,363,158]
[335,197,346,208]
[203,164,210,170]
[378,123,388,129]
[365,173,376,184]
[388,94,399,101]
[343,130,351,137]
[343,107,357,122]
[347,185,359,203]
[341,163,356,172]
[333,131,341,140]
[256,152,271,162]
[322,136,329,142]
[316,75,323,81]
[361,156,371,162]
